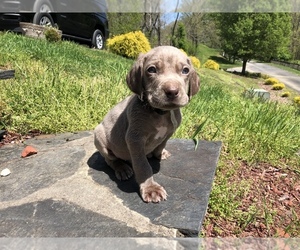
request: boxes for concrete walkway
[228,62,300,93]
[0,131,221,247]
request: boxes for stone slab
[88,139,222,236]
[0,199,155,237]
[245,88,270,100]
[0,144,85,202]
[0,69,15,80]
[0,131,221,238]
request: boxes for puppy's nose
[164,86,179,99]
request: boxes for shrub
[107,31,151,59]
[261,74,270,79]
[272,83,285,90]
[203,59,219,70]
[281,91,290,97]
[294,96,300,105]
[44,27,61,42]
[190,56,201,69]
[264,77,279,85]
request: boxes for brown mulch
[0,130,41,147]
[202,83,300,237]
[257,81,292,105]
[203,160,300,237]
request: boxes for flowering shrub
[203,59,219,70]
[107,31,151,59]
[293,96,300,105]
[272,83,285,90]
[190,56,201,69]
[264,77,279,85]
[281,91,291,97]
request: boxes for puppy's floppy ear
[126,53,146,96]
[188,69,200,98]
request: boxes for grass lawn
[196,44,242,70]
[1,32,299,237]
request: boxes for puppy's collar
[138,94,168,115]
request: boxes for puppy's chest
[151,110,180,141]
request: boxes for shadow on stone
[87,151,162,197]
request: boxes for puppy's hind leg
[98,145,133,180]
[94,128,133,181]
[105,155,134,181]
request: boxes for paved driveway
[228,62,300,93]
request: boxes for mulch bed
[203,160,300,237]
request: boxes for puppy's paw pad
[115,165,133,181]
[141,184,167,203]
[161,149,171,160]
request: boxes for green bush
[272,83,285,90]
[190,56,201,69]
[44,27,62,42]
[203,59,219,70]
[107,31,151,59]
[264,77,279,85]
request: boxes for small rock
[1,168,11,177]
[21,145,38,158]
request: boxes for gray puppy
[94,46,200,203]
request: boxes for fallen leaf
[21,145,38,158]
[276,228,290,238]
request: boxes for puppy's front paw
[115,164,134,181]
[140,180,167,203]
[160,149,171,160]
[153,148,171,160]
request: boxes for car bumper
[0,13,23,32]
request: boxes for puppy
[94,46,200,203]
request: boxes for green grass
[0,32,132,133]
[196,44,242,70]
[1,32,300,236]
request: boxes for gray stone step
[0,131,221,239]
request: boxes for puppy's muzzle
[163,85,179,100]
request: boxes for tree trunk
[170,0,180,45]
[242,59,247,75]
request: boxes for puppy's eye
[147,66,157,74]
[182,67,190,75]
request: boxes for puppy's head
[126,46,200,110]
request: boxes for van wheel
[33,12,54,26]
[92,29,104,50]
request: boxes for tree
[181,13,220,53]
[108,13,143,36]
[217,13,291,74]
[172,23,188,51]
[291,13,300,60]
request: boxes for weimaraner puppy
[94,46,200,203]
